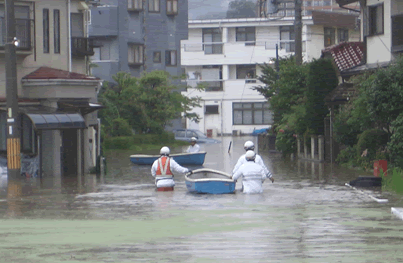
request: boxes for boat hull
[156,187,174,191]
[185,168,235,194]
[186,180,235,194]
[130,152,206,165]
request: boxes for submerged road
[0,136,403,263]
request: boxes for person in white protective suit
[232,140,274,179]
[232,150,274,194]
[186,137,200,153]
[151,146,192,188]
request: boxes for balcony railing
[0,18,34,50]
[186,80,224,92]
[392,14,403,53]
[71,37,94,57]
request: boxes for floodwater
[1,136,403,263]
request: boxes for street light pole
[5,0,21,180]
[275,43,279,79]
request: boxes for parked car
[173,129,221,143]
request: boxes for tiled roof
[23,67,99,80]
[322,42,364,72]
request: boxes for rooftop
[23,67,100,81]
[322,42,365,72]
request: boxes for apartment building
[335,0,402,75]
[0,0,102,178]
[181,11,359,136]
[88,0,188,81]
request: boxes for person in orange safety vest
[151,146,192,188]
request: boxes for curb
[345,183,388,203]
[391,207,403,221]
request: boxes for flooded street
[1,136,403,263]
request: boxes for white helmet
[244,141,255,151]
[245,150,256,161]
[190,137,197,142]
[160,146,170,156]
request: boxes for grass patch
[382,167,403,194]
[103,133,189,152]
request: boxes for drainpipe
[68,0,72,72]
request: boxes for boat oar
[228,141,232,154]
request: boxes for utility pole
[294,0,302,65]
[5,0,21,180]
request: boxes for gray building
[89,0,188,81]
[89,0,188,130]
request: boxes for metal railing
[71,37,94,56]
[186,79,224,92]
[0,18,34,50]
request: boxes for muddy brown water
[0,136,403,263]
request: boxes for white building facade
[181,11,360,136]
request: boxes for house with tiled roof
[0,0,102,179]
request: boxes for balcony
[71,37,94,57]
[392,14,403,53]
[187,80,224,92]
[0,18,34,52]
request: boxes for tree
[226,0,257,18]
[305,58,338,134]
[98,71,203,135]
[253,57,309,129]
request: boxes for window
[202,28,223,54]
[167,0,178,15]
[323,0,331,6]
[236,27,256,45]
[233,102,272,125]
[280,26,295,52]
[324,27,335,47]
[338,28,349,43]
[286,9,295,17]
[236,65,256,79]
[21,115,37,154]
[0,112,6,152]
[313,1,321,6]
[368,4,383,35]
[128,44,144,65]
[176,130,186,137]
[54,10,60,53]
[128,0,143,10]
[43,9,49,53]
[286,2,295,8]
[149,0,160,12]
[165,50,177,66]
[153,51,161,63]
[303,1,312,7]
[205,105,219,114]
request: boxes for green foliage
[360,56,403,134]
[254,57,309,125]
[387,113,403,168]
[103,132,183,150]
[333,105,362,147]
[109,118,132,137]
[305,58,338,134]
[104,136,133,150]
[226,0,256,18]
[275,129,296,157]
[356,129,389,160]
[382,167,403,194]
[98,71,202,136]
[335,146,356,165]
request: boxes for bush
[103,136,133,150]
[356,129,389,160]
[336,146,356,165]
[110,118,132,137]
[382,167,403,194]
[275,130,296,157]
[388,114,403,168]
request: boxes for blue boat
[185,168,236,194]
[130,151,207,165]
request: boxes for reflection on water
[0,136,403,263]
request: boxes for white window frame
[128,0,143,10]
[149,0,160,12]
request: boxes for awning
[26,112,86,130]
[0,106,87,130]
